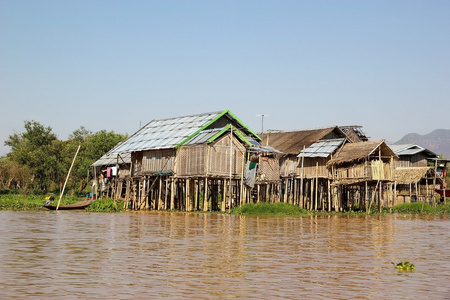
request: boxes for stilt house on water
[259,126,368,211]
[92,109,280,211]
[389,144,444,204]
[326,140,397,211]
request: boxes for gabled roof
[389,144,438,159]
[92,109,262,167]
[297,138,346,158]
[92,142,131,167]
[260,127,347,155]
[327,140,397,166]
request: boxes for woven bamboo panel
[177,145,207,176]
[257,157,280,181]
[142,150,175,174]
[208,135,245,177]
[119,166,130,178]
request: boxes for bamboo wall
[394,154,428,168]
[332,160,393,183]
[257,156,280,182]
[297,157,329,179]
[178,145,206,176]
[333,163,368,182]
[207,136,245,177]
[280,156,297,177]
[141,149,176,174]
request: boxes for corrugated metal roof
[111,111,223,154]
[185,128,223,145]
[389,144,438,158]
[92,110,270,167]
[298,138,346,158]
[92,151,131,167]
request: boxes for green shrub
[392,202,450,214]
[86,198,124,213]
[232,202,309,216]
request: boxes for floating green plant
[392,261,415,272]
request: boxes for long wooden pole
[56,145,81,210]
[229,127,233,213]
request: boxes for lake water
[0,211,449,299]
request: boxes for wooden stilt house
[327,140,398,211]
[92,109,278,211]
[389,144,447,204]
[392,167,443,205]
[389,144,438,168]
[259,126,364,210]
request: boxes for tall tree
[68,128,127,192]
[5,121,60,190]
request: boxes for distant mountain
[394,129,450,159]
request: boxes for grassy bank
[1,193,449,215]
[86,199,124,213]
[391,202,450,214]
[0,194,124,212]
[231,202,310,216]
[0,194,80,211]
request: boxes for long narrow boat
[44,199,95,210]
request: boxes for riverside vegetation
[1,190,449,215]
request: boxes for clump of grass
[392,202,450,214]
[392,261,415,272]
[86,198,124,213]
[232,202,309,217]
[0,194,43,211]
[0,194,86,211]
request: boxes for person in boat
[41,195,55,207]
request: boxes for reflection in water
[0,211,449,299]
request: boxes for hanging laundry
[244,162,258,188]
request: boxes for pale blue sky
[1,0,449,156]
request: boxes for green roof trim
[207,124,253,147]
[226,110,262,141]
[175,109,260,149]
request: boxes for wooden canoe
[44,199,95,210]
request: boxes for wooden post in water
[315,162,319,211]
[56,145,80,210]
[228,128,232,213]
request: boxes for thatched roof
[260,127,347,155]
[327,140,397,166]
[393,167,443,184]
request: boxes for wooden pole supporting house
[300,146,305,208]
[204,178,209,211]
[145,178,150,210]
[228,128,233,213]
[257,184,260,204]
[170,178,175,210]
[185,179,191,211]
[327,179,331,212]
[194,179,199,211]
[365,181,368,211]
[320,182,324,212]
[283,178,288,203]
[315,162,319,211]
[222,179,227,211]
[190,179,195,211]
[164,178,169,210]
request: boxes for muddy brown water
[0,211,449,299]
